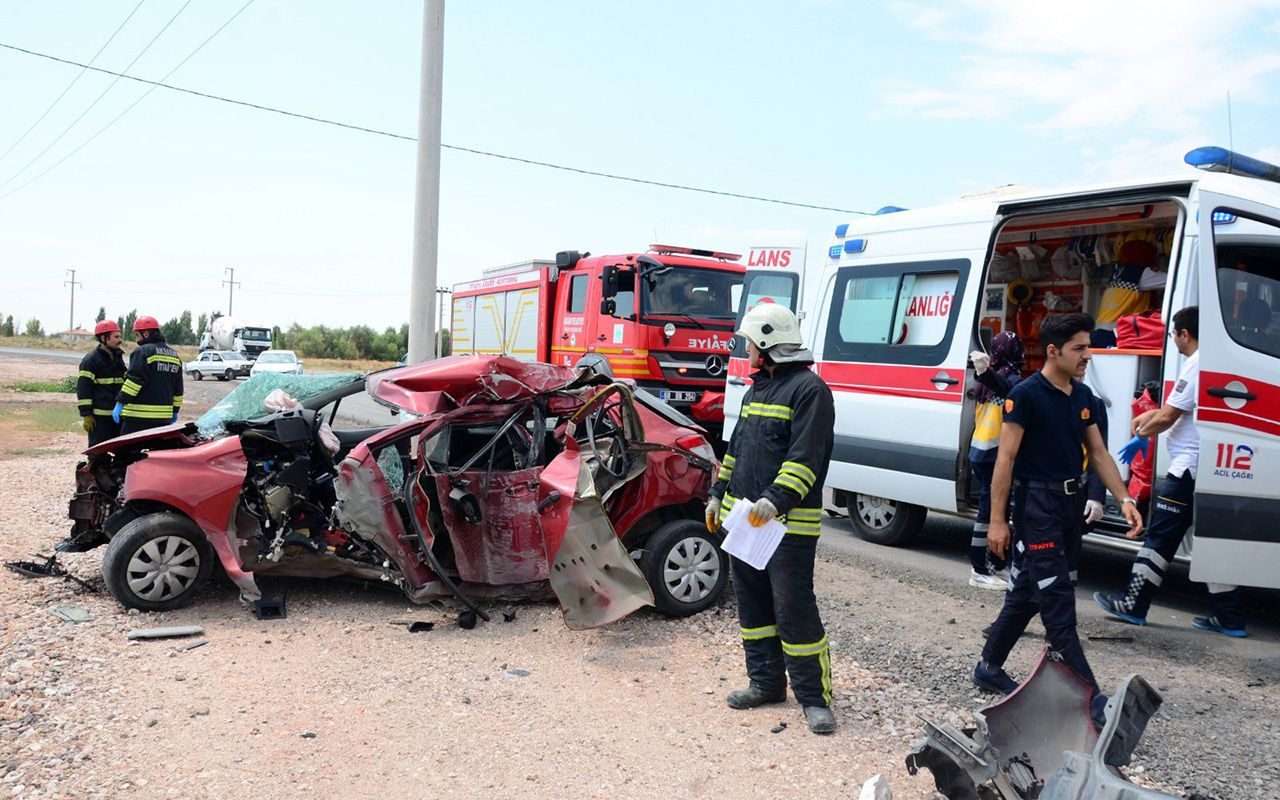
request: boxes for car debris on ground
[126,625,205,640]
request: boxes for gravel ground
[1,353,1275,799]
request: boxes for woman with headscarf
[966,331,1025,590]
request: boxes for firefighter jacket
[115,336,184,421]
[711,360,835,536]
[76,346,127,418]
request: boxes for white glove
[748,497,778,527]
[1083,500,1104,525]
[970,350,991,375]
[705,499,721,532]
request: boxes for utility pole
[64,269,82,331]
[435,287,452,357]
[407,0,445,364]
[223,268,241,316]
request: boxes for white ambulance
[725,147,1280,591]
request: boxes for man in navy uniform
[973,313,1143,726]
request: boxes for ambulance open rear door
[1190,192,1280,590]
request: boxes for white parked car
[250,350,304,376]
[185,350,252,381]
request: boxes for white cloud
[878,0,1280,142]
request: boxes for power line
[0,0,194,190]
[0,0,147,166]
[0,0,255,201]
[0,39,870,215]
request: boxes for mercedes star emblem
[705,355,724,376]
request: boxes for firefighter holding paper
[706,303,837,735]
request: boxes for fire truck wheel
[847,494,925,546]
[641,519,727,617]
[102,513,215,612]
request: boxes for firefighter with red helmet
[112,316,184,435]
[76,319,127,446]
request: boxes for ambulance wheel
[641,520,727,617]
[101,513,214,612]
[847,494,924,546]
[192,371,203,381]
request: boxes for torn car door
[538,431,654,630]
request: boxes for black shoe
[726,685,787,710]
[803,705,836,734]
[972,660,1019,695]
[1090,692,1110,729]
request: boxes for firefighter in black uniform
[113,316,184,435]
[974,313,1143,727]
[76,319,127,447]
[707,303,837,735]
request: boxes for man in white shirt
[1093,307,1248,636]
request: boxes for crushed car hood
[366,355,585,415]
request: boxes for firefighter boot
[803,705,836,735]
[726,685,787,710]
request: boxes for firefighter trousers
[731,535,832,708]
[982,485,1098,693]
[87,418,121,448]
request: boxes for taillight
[676,434,716,464]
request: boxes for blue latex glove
[171,412,179,424]
[1117,435,1148,465]
[111,402,123,424]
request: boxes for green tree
[197,313,208,337]
[23,318,44,337]
[95,306,107,323]
[122,310,137,339]
[1,315,12,336]
[437,328,452,357]
[161,311,197,345]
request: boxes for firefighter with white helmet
[707,302,838,734]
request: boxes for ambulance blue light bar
[1184,146,1280,184]
[844,238,867,254]
[834,223,850,238]
[1212,211,1237,225]
[875,205,907,215]
[828,245,843,259]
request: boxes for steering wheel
[584,396,629,479]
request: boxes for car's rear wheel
[641,519,727,617]
[223,369,234,381]
[192,371,202,381]
[101,513,214,612]
[846,494,925,546]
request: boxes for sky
[3,0,1280,334]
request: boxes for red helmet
[133,315,160,332]
[94,319,120,336]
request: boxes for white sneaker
[969,570,1009,591]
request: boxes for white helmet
[736,303,802,350]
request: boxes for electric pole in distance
[223,268,241,316]
[435,286,452,357]
[65,269,82,331]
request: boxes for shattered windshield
[196,373,361,438]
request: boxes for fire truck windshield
[642,267,743,320]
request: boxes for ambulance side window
[1215,236,1280,359]
[824,259,970,366]
[567,275,588,313]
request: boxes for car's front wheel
[192,371,202,381]
[222,369,234,381]
[101,513,215,612]
[846,494,926,546]
[640,519,727,617]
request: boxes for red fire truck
[451,245,746,437]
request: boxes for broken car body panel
[907,646,1174,800]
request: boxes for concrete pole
[407,0,445,364]
[64,269,82,330]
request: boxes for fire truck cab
[451,245,745,439]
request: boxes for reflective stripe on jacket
[115,337,184,419]
[76,346,127,417]
[711,361,835,536]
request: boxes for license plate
[659,390,697,402]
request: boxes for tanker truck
[198,316,272,359]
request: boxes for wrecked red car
[64,356,726,628]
